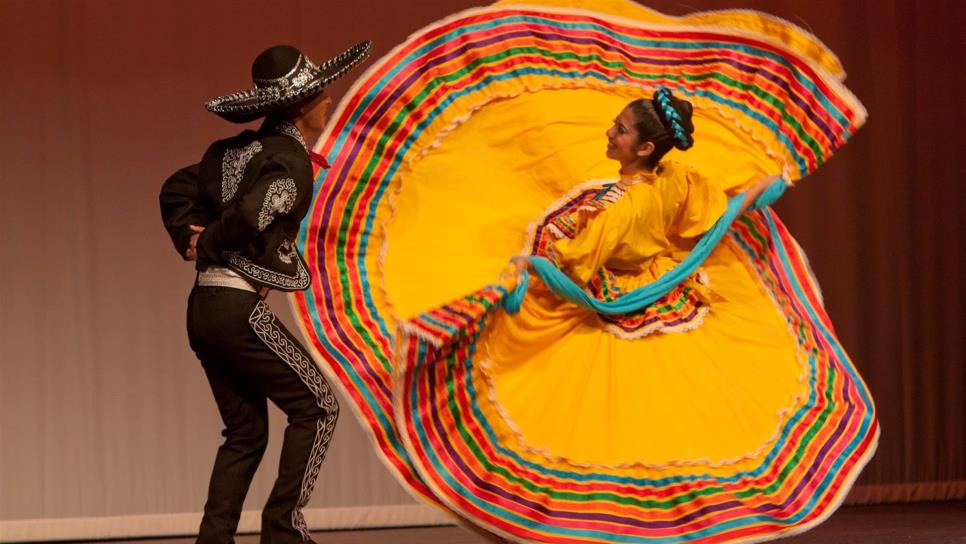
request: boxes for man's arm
[195,151,310,266]
[159,164,207,260]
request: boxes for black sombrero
[205,40,372,123]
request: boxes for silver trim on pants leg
[249,300,339,541]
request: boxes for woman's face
[605,106,651,167]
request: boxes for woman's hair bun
[651,86,694,150]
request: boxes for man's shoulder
[195,125,312,193]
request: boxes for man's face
[299,92,334,131]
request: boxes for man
[160,41,371,544]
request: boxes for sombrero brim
[205,40,372,123]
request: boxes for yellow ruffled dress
[483,161,805,468]
[294,2,878,542]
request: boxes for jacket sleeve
[159,163,206,259]
[196,151,311,266]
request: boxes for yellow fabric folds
[481,236,806,468]
[382,85,804,469]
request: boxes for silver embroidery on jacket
[277,239,298,264]
[221,141,263,202]
[257,178,297,231]
[274,121,308,151]
[223,250,311,291]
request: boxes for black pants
[187,286,339,544]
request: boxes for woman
[486,88,795,469]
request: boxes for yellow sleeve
[549,199,634,285]
[676,167,728,238]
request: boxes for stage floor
[105,501,966,544]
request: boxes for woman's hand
[740,174,786,214]
[510,255,530,274]
[499,256,531,290]
[185,225,205,261]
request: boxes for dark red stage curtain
[747,0,966,505]
[0,0,962,514]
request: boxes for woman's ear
[637,140,655,158]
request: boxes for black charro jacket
[160,121,314,291]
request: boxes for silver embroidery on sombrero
[248,301,339,541]
[204,41,372,119]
